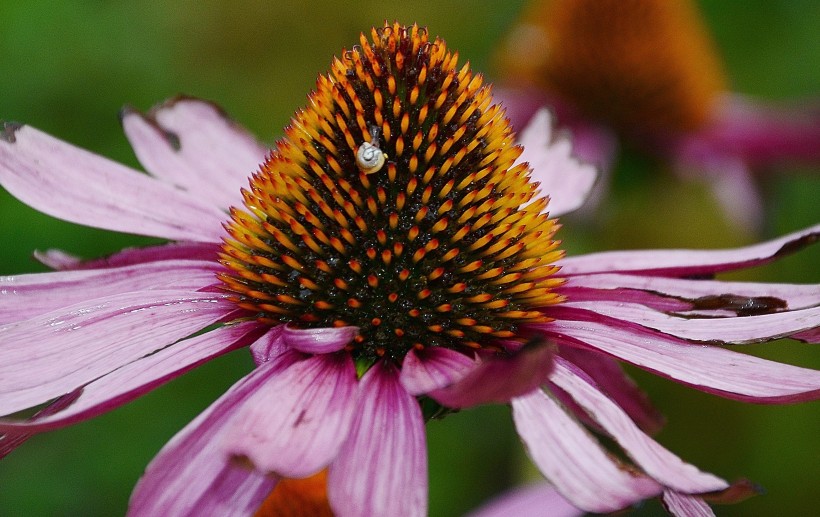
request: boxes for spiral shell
[356,141,386,174]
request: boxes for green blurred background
[0,1,818,515]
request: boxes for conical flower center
[220,23,564,363]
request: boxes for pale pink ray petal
[0,321,263,434]
[328,363,427,517]
[662,490,714,517]
[467,481,583,517]
[429,341,555,408]
[516,108,599,217]
[557,224,820,277]
[512,389,662,513]
[550,358,727,493]
[281,325,359,354]
[0,391,80,459]
[128,353,296,517]
[222,353,357,478]
[0,123,226,242]
[557,346,665,435]
[399,347,476,396]
[249,325,287,365]
[34,242,221,270]
[0,260,222,324]
[0,290,234,415]
[121,97,268,210]
[559,302,820,344]
[546,320,820,402]
[562,273,820,313]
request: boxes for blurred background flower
[0,1,817,515]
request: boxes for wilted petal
[550,358,727,493]
[516,108,598,217]
[512,389,661,513]
[0,321,262,433]
[122,97,268,210]
[429,341,555,408]
[562,273,820,313]
[222,353,357,478]
[328,363,427,517]
[548,320,820,402]
[0,260,221,324]
[399,347,475,396]
[128,354,294,517]
[467,481,583,517]
[662,491,714,517]
[0,123,226,242]
[34,242,221,270]
[0,290,233,415]
[560,302,820,344]
[557,224,820,276]
[281,325,359,354]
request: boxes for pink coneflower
[1,23,819,516]
[494,0,820,229]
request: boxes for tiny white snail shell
[356,141,386,174]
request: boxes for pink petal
[0,123,226,242]
[281,325,359,354]
[662,491,714,517]
[562,273,820,313]
[0,259,221,324]
[0,321,262,434]
[550,358,728,493]
[249,325,286,365]
[128,354,294,516]
[467,481,583,517]
[222,353,357,478]
[399,347,475,396]
[557,346,665,435]
[516,109,598,217]
[546,320,820,403]
[0,391,80,459]
[428,341,555,408]
[328,363,427,517]
[559,302,820,344]
[34,242,221,270]
[0,290,234,415]
[511,389,662,513]
[121,97,268,210]
[557,224,820,276]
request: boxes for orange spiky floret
[221,23,563,362]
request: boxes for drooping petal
[557,346,665,435]
[561,273,820,313]
[328,363,427,517]
[662,491,714,517]
[557,224,820,277]
[0,321,262,434]
[34,242,221,270]
[429,340,555,408]
[546,320,820,403]
[467,481,583,517]
[121,97,268,210]
[128,349,295,517]
[512,389,662,513]
[550,358,727,493]
[281,325,359,354]
[399,347,475,396]
[0,391,80,459]
[0,260,222,324]
[221,353,357,479]
[516,108,598,217]
[0,290,234,415]
[249,325,286,365]
[558,302,820,344]
[0,123,226,242]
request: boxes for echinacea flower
[494,0,820,228]
[1,22,819,516]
